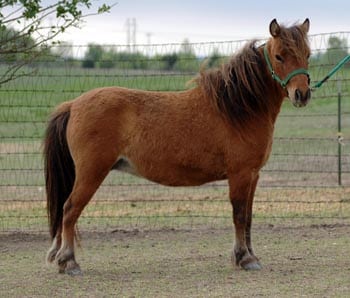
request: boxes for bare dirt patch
[1,224,350,297]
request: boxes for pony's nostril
[295,89,302,101]
[295,89,310,102]
[306,88,311,100]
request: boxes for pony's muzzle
[293,88,311,107]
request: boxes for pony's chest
[250,137,274,170]
[260,138,273,166]
[228,135,274,171]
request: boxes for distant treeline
[80,37,349,72]
[80,41,223,72]
[1,26,348,72]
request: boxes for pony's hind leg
[55,160,112,276]
[46,226,62,264]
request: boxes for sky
[56,0,350,46]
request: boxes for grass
[1,186,349,232]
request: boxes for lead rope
[311,55,350,149]
[311,54,350,90]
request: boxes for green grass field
[1,59,350,233]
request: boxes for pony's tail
[44,102,75,239]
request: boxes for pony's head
[265,18,311,107]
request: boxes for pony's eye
[275,55,284,63]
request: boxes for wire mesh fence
[1,32,350,233]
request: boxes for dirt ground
[1,224,350,297]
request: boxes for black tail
[44,103,75,239]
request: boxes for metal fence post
[337,79,342,186]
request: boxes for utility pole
[125,18,131,52]
[125,18,137,53]
[146,32,153,56]
[132,18,137,53]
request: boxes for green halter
[263,45,310,89]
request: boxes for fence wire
[1,33,350,232]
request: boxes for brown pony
[44,19,311,275]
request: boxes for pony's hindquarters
[44,97,120,275]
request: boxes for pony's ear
[300,18,310,33]
[269,19,281,37]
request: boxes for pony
[44,19,311,275]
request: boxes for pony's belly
[112,156,226,186]
[112,156,141,177]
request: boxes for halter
[263,45,310,89]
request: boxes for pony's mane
[195,24,309,127]
[195,41,270,127]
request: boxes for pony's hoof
[46,237,61,264]
[46,249,58,264]
[66,267,83,276]
[242,261,262,271]
[58,259,83,276]
[65,261,83,276]
[233,249,262,271]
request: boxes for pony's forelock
[278,23,310,61]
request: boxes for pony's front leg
[229,172,262,270]
[245,173,260,261]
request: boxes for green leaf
[98,4,111,14]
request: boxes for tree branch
[0,0,114,86]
